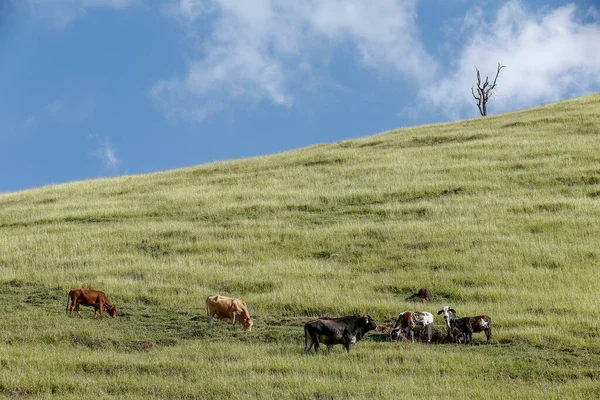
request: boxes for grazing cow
[390,311,434,343]
[437,306,492,344]
[66,288,117,319]
[206,295,254,331]
[418,327,465,344]
[428,328,451,344]
[303,314,377,354]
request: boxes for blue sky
[1,0,599,193]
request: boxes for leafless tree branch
[471,62,505,116]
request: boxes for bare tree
[471,63,505,116]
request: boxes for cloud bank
[421,1,600,119]
[24,1,600,122]
[152,0,436,122]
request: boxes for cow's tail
[303,324,312,354]
[65,291,71,315]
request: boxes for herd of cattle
[66,289,492,353]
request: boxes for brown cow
[66,288,117,319]
[206,295,254,331]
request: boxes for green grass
[1,94,600,398]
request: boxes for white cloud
[177,0,211,21]
[310,1,435,80]
[420,1,600,119]
[91,136,121,170]
[152,0,437,122]
[102,142,120,169]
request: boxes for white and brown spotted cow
[391,311,434,343]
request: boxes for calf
[304,314,377,354]
[390,311,434,343]
[437,306,491,344]
[66,288,117,319]
[425,327,465,344]
[206,295,254,331]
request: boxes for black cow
[303,314,377,354]
[437,306,492,344]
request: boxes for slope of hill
[1,94,599,398]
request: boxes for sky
[1,0,599,193]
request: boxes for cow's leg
[454,331,463,344]
[226,303,240,329]
[75,303,83,319]
[485,327,491,344]
[313,339,321,353]
[343,335,352,352]
[303,340,313,354]
[427,324,433,343]
[466,329,473,345]
[309,332,321,353]
[98,302,104,319]
[68,302,76,317]
[206,304,213,328]
[409,330,415,343]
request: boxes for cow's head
[242,316,254,331]
[390,327,402,342]
[356,314,377,334]
[104,304,117,318]
[366,314,377,331]
[437,306,456,330]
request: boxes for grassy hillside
[1,94,600,399]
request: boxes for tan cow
[206,295,254,331]
[66,288,117,319]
